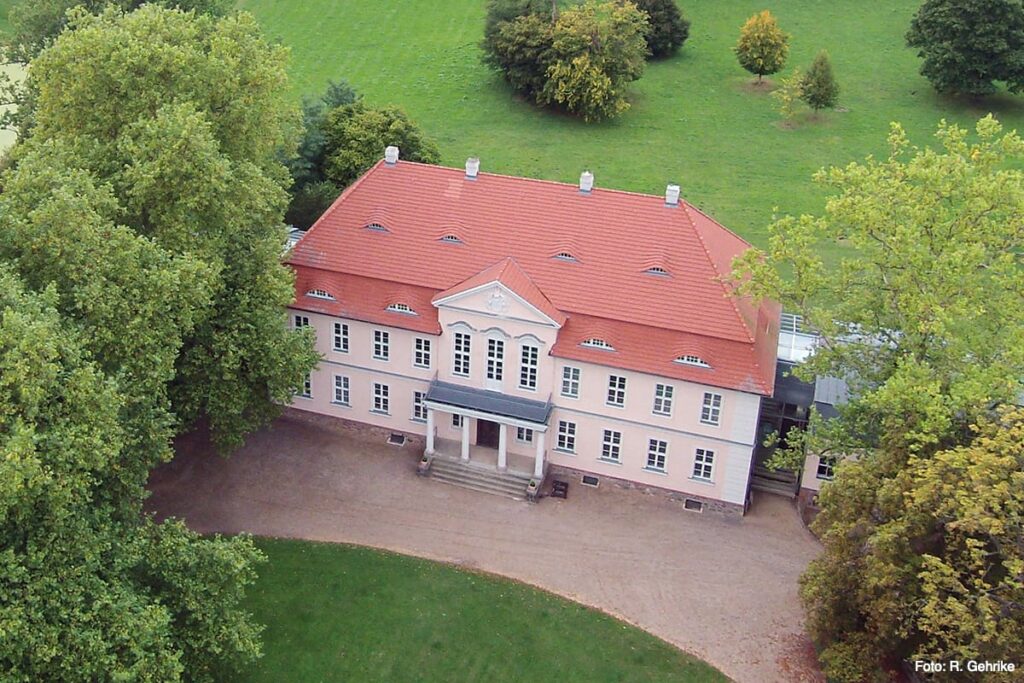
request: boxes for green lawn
[238,0,1024,256]
[237,538,726,682]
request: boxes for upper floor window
[333,375,350,405]
[333,322,349,353]
[693,448,715,480]
[561,366,580,398]
[486,338,505,381]
[556,420,577,453]
[646,439,667,472]
[607,375,626,407]
[413,338,431,368]
[293,314,310,329]
[386,303,417,315]
[816,456,835,480]
[373,330,390,361]
[675,354,711,368]
[701,392,722,426]
[581,338,614,351]
[518,345,539,390]
[653,383,674,416]
[372,382,390,414]
[601,430,622,463]
[453,332,471,377]
[307,289,335,300]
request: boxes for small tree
[734,10,789,83]
[907,0,1024,96]
[632,0,690,59]
[800,50,839,111]
[770,67,803,119]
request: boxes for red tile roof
[288,159,779,395]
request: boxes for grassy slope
[238,0,1024,256]
[238,538,726,682]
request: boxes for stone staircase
[427,457,533,500]
[750,466,800,498]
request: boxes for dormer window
[581,338,614,351]
[386,303,417,315]
[366,222,389,232]
[645,266,670,276]
[306,289,335,300]
[554,252,577,262]
[675,354,710,368]
[440,234,462,244]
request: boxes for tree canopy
[906,0,1024,97]
[632,0,690,58]
[734,10,789,82]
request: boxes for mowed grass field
[237,538,727,682]
[238,0,1024,254]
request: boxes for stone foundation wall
[547,463,745,517]
[796,487,821,526]
[282,406,425,452]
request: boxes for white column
[497,423,508,471]
[534,430,545,478]
[461,415,470,461]
[425,408,435,454]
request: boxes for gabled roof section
[432,257,567,327]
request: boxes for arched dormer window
[386,303,417,315]
[675,354,710,368]
[440,234,463,244]
[581,338,614,351]
[365,222,389,233]
[553,252,577,262]
[645,266,670,276]
[306,289,335,300]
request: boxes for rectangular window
[607,375,626,407]
[372,382,389,414]
[646,439,667,472]
[373,330,390,361]
[452,413,463,428]
[516,427,534,443]
[453,332,471,377]
[298,372,311,398]
[412,391,427,421]
[333,322,349,352]
[601,429,622,463]
[333,375,350,405]
[561,366,580,398]
[556,420,577,453]
[293,314,309,328]
[414,337,431,368]
[486,338,504,381]
[518,345,539,390]
[816,456,835,480]
[701,392,722,426]
[653,383,674,416]
[693,448,714,480]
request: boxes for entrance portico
[423,380,552,479]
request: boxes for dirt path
[147,416,824,683]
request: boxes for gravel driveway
[147,415,823,683]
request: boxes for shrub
[632,0,690,58]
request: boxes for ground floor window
[556,420,576,453]
[816,456,835,480]
[333,375,349,405]
[298,373,311,398]
[601,430,622,463]
[372,383,389,414]
[516,427,533,443]
[452,413,463,428]
[412,391,427,421]
[692,448,714,480]
[645,439,667,472]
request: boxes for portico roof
[425,380,552,425]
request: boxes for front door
[476,419,500,449]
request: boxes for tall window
[516,427,534,443]
[486,338,505,381]
[298,372,311,398]
[561,366,580,398]
[646,439,667,471]
[412,391,427,421]
[453,332,471,376]
[816,456,835,480]
[293,314,309,328]
[333,375,350,405]
[452,414,463,428]
[333,322,349,353]
[601,430,622,463]
[653,383,674,416]
[693,448,714,480]
[607,375,627,407]
[519,345,539,390]
[414,338,431,368]
[373,330,390,361]
[701,392,722,426]
[556,420,577,453]
[372,383,389,413]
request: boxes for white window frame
[653,383,674,417]
[581,338,614,351]
[486,338,505,382]
[518,344,539,390]
[606,375,626,407]
[386,303,417,315]
[452,413,463,428]
[293,314,310,329]
[556,420,577,453]
[675,354,710,368]
[561,366,580,398]
[333,322,349,353]
[600,429,622,463]
[412,391,427,422]
[333,375,350,406]
[298,372,312,398]
[701,392,722,426]
[453,332,471,377]
[413,337,431,369]
[516,427,534,444]
[692,448,714,481]
[372,382,390,414]
[645,439,668,472]
[373,329,390,361]
[307,289,334,300]
[816,456,835,480]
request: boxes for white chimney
[466,157,480,179]
[579,170,594,193]
[384,145,399,165]
[665,183,680,206]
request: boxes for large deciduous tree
[732,117,1024,681]
[734,9,789,83]
[632,0,690,58]
[906,0,1024,97]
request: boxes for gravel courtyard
[147,415,823,683]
